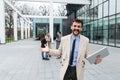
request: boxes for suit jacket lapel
[77,35,84,62]
[66,35,71,59]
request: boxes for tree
[5,5,14,38]
[57,4,67,16]
[39,4,50,16]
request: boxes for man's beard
[72,29,80,36]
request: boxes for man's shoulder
[80,35,89,42]
[61,34,71,40]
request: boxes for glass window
[116,13,120,26]
[109,0,116,15]
[117,0,120,13]
[98,19,103,44]
[97,29,103,44]
[76,9,80,17]
[93,30,98,43]
[90,0,94,8]
[90,9,94,21]
[103,17,108,29]
[116,26,120,47]
[86,10,90,22]
[94,7,98,20]
[93,21,98,43]
[109,15,115,46]
[108,28,115,46]
[116,13,120,47]
[93,20,98,30]
[98,0,103,4]
[86,24,91,39]
[98,4,103,18]
[90,22,94,42]
[109,16,115,25]
[94,0,98,7]
[103,29,108,45]
[98,19,103,29]
[103,1,108,17]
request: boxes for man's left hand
[95,56,102,64]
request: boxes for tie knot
[73,38,76,43]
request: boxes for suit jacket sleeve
[84,38,89,58]
[48,37,63,56]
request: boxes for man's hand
[94,55,102,64]
[39,45,50,53]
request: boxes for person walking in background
[39,18,102,80]
[45,32,51,57]
[40,34,49,60]
[45,32,51,49]
[56,31,62,59]
[56,31,62,49]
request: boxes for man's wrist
[48,49,50,53]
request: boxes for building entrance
[35,23,49,38]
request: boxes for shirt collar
[71,33,80,40]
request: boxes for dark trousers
[63,66,77,80]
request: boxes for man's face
[71,22,82,36]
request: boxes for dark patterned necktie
[70,39,76,65]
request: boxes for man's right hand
[39,45,50,53]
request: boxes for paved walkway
[0,39,120,80]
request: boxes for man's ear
[70,26,73,30]
[80,28,82,31]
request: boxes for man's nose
[74,26,79,29]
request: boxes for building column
[49,1,54,42]
[25,22,28,39]
[13,11,18,41]
[28,23,30,38]
[20,18,24,39]
[0,0,5,43]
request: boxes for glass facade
[76,0,120,47]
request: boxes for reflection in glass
[116,14,120,47]
[109,16,115,46]
[98,19,103,44]
[103,18,108,45]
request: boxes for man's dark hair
[40,34,45,40]
[72,18,83,27]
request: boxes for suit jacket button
[60,61,62,63]
[63,59,65,61]
[62,64,63,66]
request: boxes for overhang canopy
[12,0,90,4]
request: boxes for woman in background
[40,34,49,60]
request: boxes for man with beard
[39,18,102,80]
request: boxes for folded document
[86,47,109,64]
